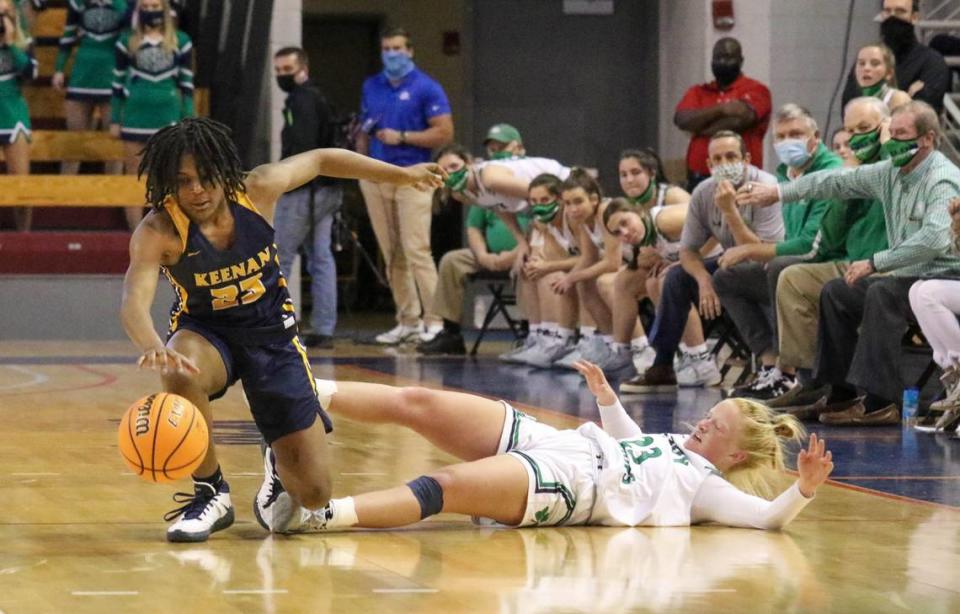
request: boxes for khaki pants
[359,179,438,326]
[776,261,849,369]
[433,248,527,325]
[433,248,479,323]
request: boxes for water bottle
[902,387,920,427]
[473,296,488,329]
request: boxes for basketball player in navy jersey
[120,118,444,542]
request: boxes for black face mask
[276,75,297,93]
[139,9,165,28]
[711,61,741,88]
[880,16,916,55]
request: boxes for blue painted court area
[320,355,960,509]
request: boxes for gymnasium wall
[658,0,879,176]
[470,0,659,194]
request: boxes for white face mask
[711,161,745,186]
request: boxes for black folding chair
[468,271,523,356]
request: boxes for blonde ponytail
[723,399,806,500]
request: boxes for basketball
[118,393,209,484]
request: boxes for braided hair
[138,118,246,211]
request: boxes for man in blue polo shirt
[357,26,455,345]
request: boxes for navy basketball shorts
[172,321,333,444]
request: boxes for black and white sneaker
[733,367,797,401]
[253,444,285,532]
[165,480,235,543]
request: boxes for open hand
[797,433,834,498]
[572,360,617,406]
[697,278,722,320]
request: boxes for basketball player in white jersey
[254,363,834,533]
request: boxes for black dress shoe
[302,333,334,349]
[417,330,466,355]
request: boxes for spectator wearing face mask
[620,131,783,394]
[110,0,193,230]
[674,37,771,193]
[356,26,454,346]
[483,123,525,160]
[841,0,948,114]
[271,46,342,349]
[737,100,960,427]
[715,104,844,402]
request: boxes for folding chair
[703,312,756,386]
[468,270,523,356]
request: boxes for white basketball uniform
[467,157,571,213]
[491,403,812,529]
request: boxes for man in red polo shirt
[675,37,771,192]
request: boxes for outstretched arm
[120,222,198,375]
[245,149,445,222]
[573,361,643,439]
[691,434,834,529]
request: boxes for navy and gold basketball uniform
[161,193,332,444]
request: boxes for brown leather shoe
[781,396,828,421]
[819,401,900,426]
[619,364,677,393]
[779,393,861,421]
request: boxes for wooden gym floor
[0,339,958,613]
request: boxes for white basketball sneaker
[253,444,285,532]
[165,480,235,543]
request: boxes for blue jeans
[274,184,343,336]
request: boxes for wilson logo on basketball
[135,394,156,436]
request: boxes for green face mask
[849,128,882,163]
[861,82,885,98]
[489,150,514,161]
[444,166,469,192]
[531,201,559,223]
[882,137,920,168]
[629,179,656,206]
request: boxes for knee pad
[406,475,444,519]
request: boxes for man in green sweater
[712,104,842,399]
[737,100,960,426]
[770,96,891,412]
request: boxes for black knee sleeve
[407,475,444,519]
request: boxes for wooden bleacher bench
[0,129,124,162]
[0,130,141,206]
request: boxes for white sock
[580,326,596,338]
[323,496,358,529]
[611,342,629,353]
[631,336,650,351]
[557,327,575,342]
[601,334,614,343]
[314,379,338,411]
[542,321,558,336]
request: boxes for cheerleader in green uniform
[110,0,192,229]
[52,0,128,176]
[0,0,37,231]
